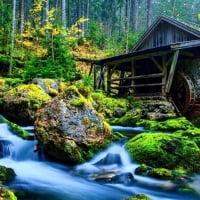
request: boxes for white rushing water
[0,122,200,200]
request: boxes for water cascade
[0,123,200,200]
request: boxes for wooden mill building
[91,15,200,115]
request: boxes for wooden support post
[89,63,94,75]
[107,66,111,94]
[93,64,97,90]
[131,60,135,94]
[165,50,180,94]
[100,64,105,91]
[162,55,167,95]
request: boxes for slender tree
[133,0,139,31]
[146,0,152,28]
[9,0,16,74]
[61,0,66,31]
[20,0,25,35]
[125,0,130,52]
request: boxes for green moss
[0,165,16,184]
[136,117,194,131]
[136,120,160,130]
[0,187,17,200]
[0,78,6,90]
[135,164,188,181]
[63,141,84,164]
[148,168,173,180]
[126,132,200,173]
[3,84,51,109]
[42,79,59,96]
[103,121,112,135]
[92,92,129,117]
[81,117,91,125]
[64,85,93,108]
[159,117,194,131]
[109,109,141,126]
[70,98,85,107]
[124,194,152,200]
[0,116,32,140]
[135,164,151,176]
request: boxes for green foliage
[86,20,106,48]
[82,74,93,87]
[115,32,143,52]
[198,13,200,20]
[23,34,75,82]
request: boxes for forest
[1,1,200,200]
[0,0,200,82]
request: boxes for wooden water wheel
[170,72,196,115]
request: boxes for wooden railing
[107,72,165,95]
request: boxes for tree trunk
[125,0,130,53]
[9,0,16,74]
[62,0,66,31]
[46,0,49,25]
[146,0,152,28]
[86,0,90,30]
[20,0,25,34]
[133,0,138,31]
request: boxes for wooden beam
[162,55,167,94]
[111,82,164,89]
[165,50,180,93]
[131,60,135,87]
[93,65,97,90]
[103,50,173,66]
[108,73,164,82]
[89,63,94,75]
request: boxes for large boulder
[1,84,51,125]
[126,129,200,173]
[34,86,113,165]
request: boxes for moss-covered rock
[126,131,200,173]
[34,85,114,165]
[123,194,152,200]
[147,167,174,180]
[109,109,141,126]
[135,164,188,182]
[136,117,194,131]
[135,164,151,176]
[0,165,15,184]
[1,83,51,125]
[0,187,17,200]
[91,92,129,118]
[32,78,60,97]
[0,116,33,140]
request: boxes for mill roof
[93,15,200,66]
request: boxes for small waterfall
[0,121,200,200]
[0,123,39,161]
[74,142,138,185]
[0,139,13,157]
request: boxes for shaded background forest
[0,0,200,81]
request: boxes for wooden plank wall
[139,23,198,51]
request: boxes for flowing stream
[0,123,200,200]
